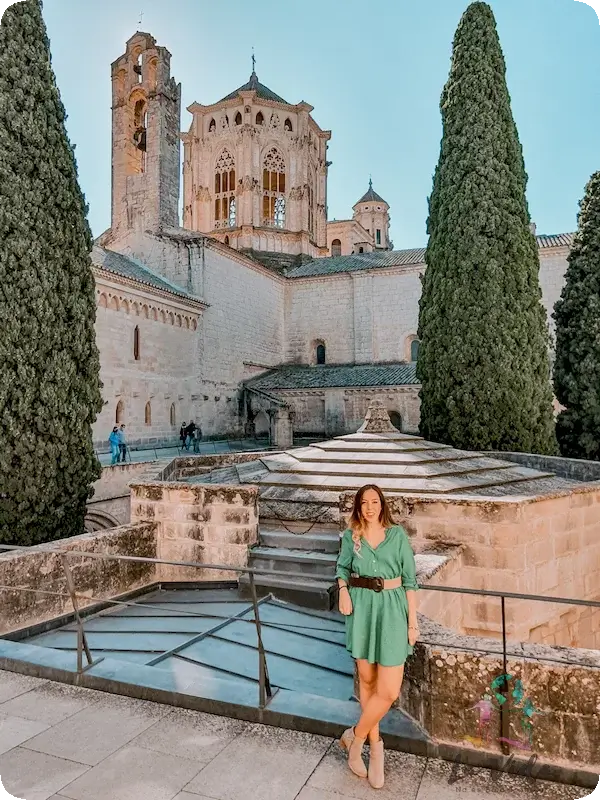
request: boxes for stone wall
[0,523,157,636]
[486,451,600,482]
[86,462,157,529]
[340,486,600,649]
[158,451,278,481]
[269,387,420,437]
[398,616,600,773]
[92,269,203,449]
[130,481,259,581]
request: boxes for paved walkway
[0,671,593,800]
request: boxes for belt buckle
[373,577,384,593]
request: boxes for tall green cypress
[553,172,600,459]
[417,1,557,454]
[0,0,102,545]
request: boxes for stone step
[239,572,334,611]
[249,547,337,578]
[259,527,341,553]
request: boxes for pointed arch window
[116,400,125,424]
[209,118,216,133]
[145,402,152,425]
[256,111,264,126]
[410,339,420,362]
[214,148,236,228]
[316,343,326,365]
[284,118,293,132]
[235,111,242,125]
[170,403,176,426]
[262,147,286,228]
[331,239,341,257]
[133,325,140,361]
[133,98,147,173]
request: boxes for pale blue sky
[42,0,599,247]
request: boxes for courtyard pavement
[0,671,594,800]
[95,439,273,467]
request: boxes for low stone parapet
[0,522,157,636]
[398,616,600,774]
[130,481,259,581]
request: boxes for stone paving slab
[0,672,594,800]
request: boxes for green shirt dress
[335,525,420,667]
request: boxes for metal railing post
[499,594,510,755]
[248,572,272,709]
[60,554,103,674]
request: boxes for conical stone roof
[188,400,576,521]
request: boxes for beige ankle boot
[368,738,385,789]
[339,727,367,777]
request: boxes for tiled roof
[246,362,419,391]
[218,71,288,104]
[286,248,426,278]
[536,233,574,249]
[91,246,201,303]
[287,233,574,279]
[355,179,387,206]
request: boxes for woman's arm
[400,529,420,629]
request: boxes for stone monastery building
[91,31,573,449]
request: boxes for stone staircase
[239,522,340,609]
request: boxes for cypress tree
[0,0,102,545]
[553,172,600,459]
[417,1,557,454]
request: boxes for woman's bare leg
[356,660,380,744]
[354,665,404,740]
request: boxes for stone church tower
[181,66,331,263]
[110,32,181,237]
[352,180,392,250]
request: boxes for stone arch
[98,293,108,308]
[84,510,120,532]
[389,411,403,432]
[142,304,149,319]
[168,312,174,325]
[147,57,158,91]
[256,111,264,126]
[176,314,182,327]
[160,310,166,323]
[113,68,127,100]
[191,319,198,331]
[120,298,130,313]
[145,401,152,425]
[331,239,341,257]
[170,403,176,426]
[132,302,140,316]
[209,117,216,133]
[115,399,125,424]
[254,410,270,436]
[109,296,119,311]
[151,307,158,321]
[184,317,190,329]
[284,117,293,132]
[235,111,242,125]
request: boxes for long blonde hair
[349,484,394,556]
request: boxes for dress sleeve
[399,527,420,590]
[335,530,353,582]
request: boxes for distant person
[179,421,187,450]
[185,419,196,450]
[118,424,128,462]
[192,422,202,453]
[109,427,120,465]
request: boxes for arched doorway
[389,411,402,432]
[254,410,270,437]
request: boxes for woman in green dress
[336,484,420,789]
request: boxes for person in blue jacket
[109,426,121,465]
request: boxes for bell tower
[110,32,181,238]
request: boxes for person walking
[179,421,187,451]
[335,484,420,789]
[185,419,196,450]
[193,422,202,453]
[118,423,128,462]
[108,426,121,466]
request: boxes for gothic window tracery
[262,147,286,228]
[214,148,236,228]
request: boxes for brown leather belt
[348,575,402,593]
